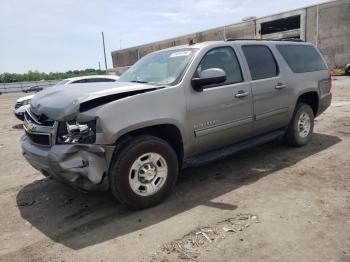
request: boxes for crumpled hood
[30,82,160,121]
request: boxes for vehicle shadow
[16,133,340,250]
[12,124,23,129]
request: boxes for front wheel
[285,103,314,147]
[109,135,179,210]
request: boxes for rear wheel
[285,103,314,147]
[109,135,178,210]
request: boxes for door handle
[275,83,287,90]
[235,91,249,98]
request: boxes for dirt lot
[0,77,349,262]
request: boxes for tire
[109,135,178,210]
[285,103,314,147]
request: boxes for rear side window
[276,45,327,73]
[72,79,88,84]
[242,45,278,80]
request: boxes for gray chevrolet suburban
[21,40,332,209]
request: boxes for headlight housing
[57,120,96,144]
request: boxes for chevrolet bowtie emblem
[24,122,36,132]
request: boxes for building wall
[112,0,350,69]
[305,5,318,45]
[112,48,138,68]
[314,0,350,67]
[225,21,256,40]
[111,21,256,68]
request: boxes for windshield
[119,48,196,86]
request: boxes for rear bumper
[317,92,332,116]
[21,135,115,191]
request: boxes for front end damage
[21,135,115,191]
[20,82,164,191]
[20,100,115,191]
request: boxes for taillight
[328,69,332,92]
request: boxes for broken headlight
[57,120,96,144]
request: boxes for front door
[186,46,253,155]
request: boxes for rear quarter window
[276,45,327,73]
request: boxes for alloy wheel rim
[298,112,311,138]
[128,152,168,196]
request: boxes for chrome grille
[23,108,57,147]
[25,131,51,146]
[25,109,55,127]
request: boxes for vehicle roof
[65,75,120,82]
[158,39,312,52]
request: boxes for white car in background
[13,75,120,120]
[346,63,350,75]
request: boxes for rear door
[241,44,290,135]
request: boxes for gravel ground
[0,77,349,262]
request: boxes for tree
[0,69,105,83]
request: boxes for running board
[183,128,286,168]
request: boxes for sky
[0,0,329,74]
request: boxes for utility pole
[98,61,101,71]
[101,32,108,70]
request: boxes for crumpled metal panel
[30,81,161,121]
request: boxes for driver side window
[196,46,243,85]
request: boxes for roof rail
[278,38,304,42]
[225,38,304,42]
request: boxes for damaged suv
[21,40,332,209]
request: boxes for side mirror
[191,68,226,91]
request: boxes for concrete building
[111,0,350,73]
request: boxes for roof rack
[225,38,304,42]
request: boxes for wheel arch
[112,123,185,168]
[295,91,319,116]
